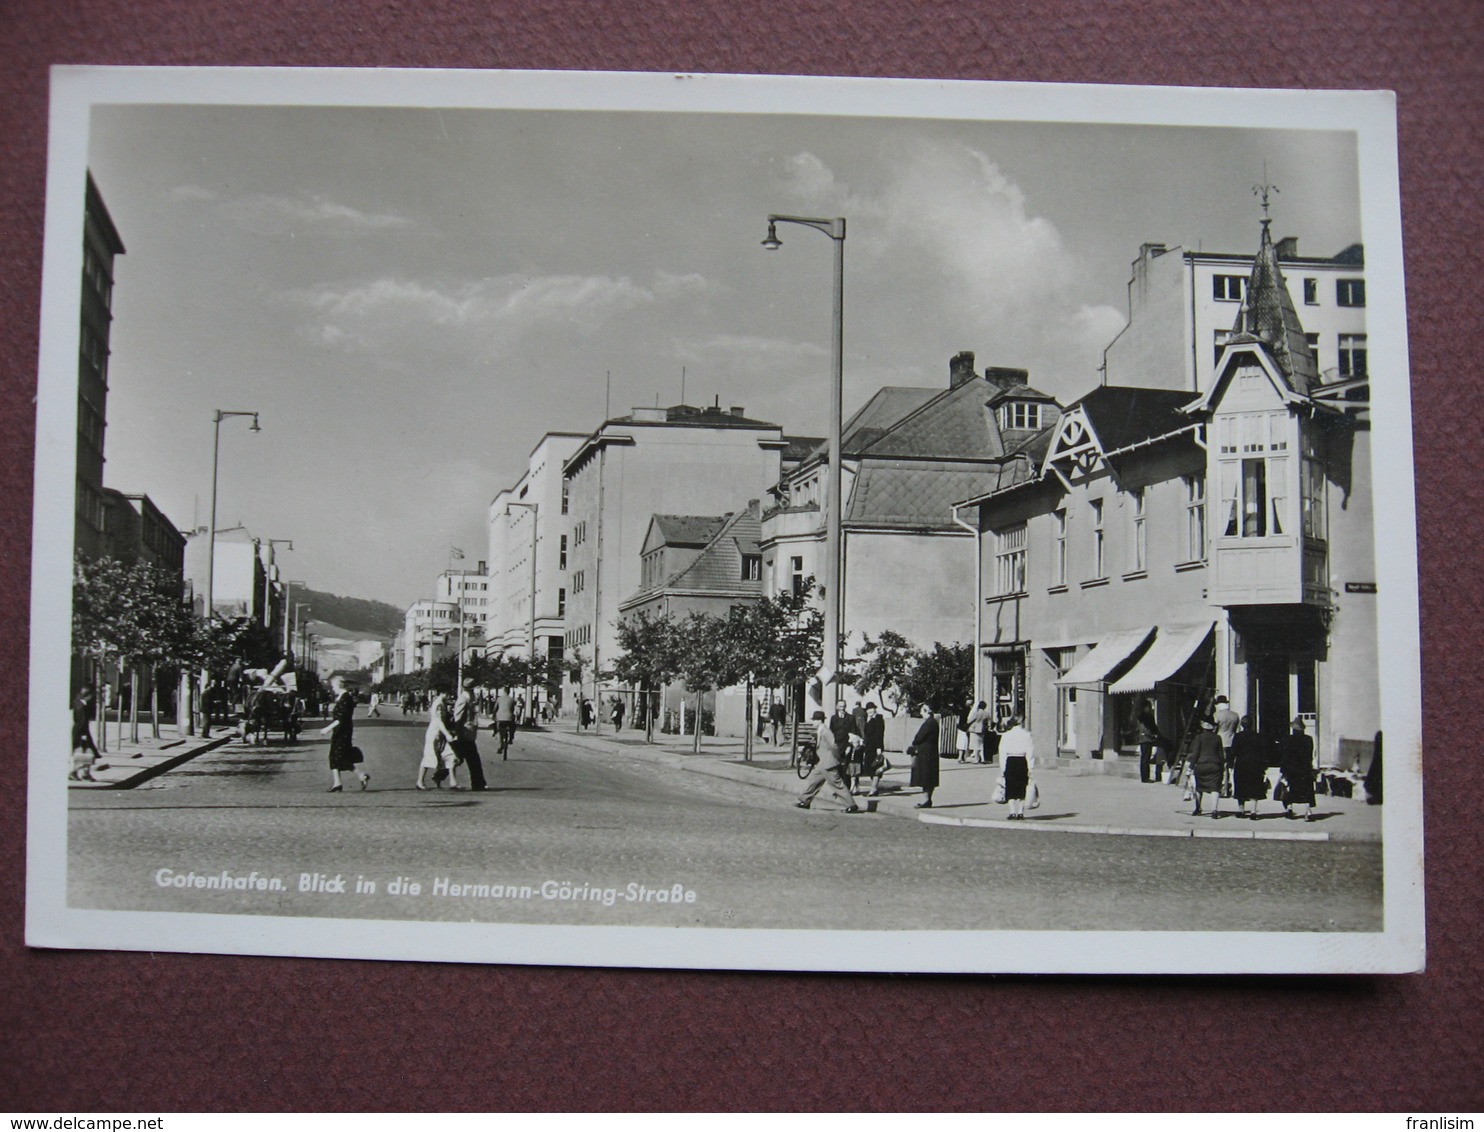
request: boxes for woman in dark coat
[908,707,940,809]
[1188,717,1226,816]
[1230,715,1269,819]
[319,676,368,792]
[859,703,888,795]
[1279,717,1317,821]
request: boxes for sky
[84,95,1362,608]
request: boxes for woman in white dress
[415,692,460,790]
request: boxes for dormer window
[998,402,1043,431]
[741,554,762,581]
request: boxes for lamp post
[507,501,540,724]
[295,603,311,668]
[283,579,305,658]
[204,410,261,623]
[762,214,846,701]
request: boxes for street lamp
[762,214,847,700]
[295,603,312,665]
[507,501,540,723]
[204,410,261,623]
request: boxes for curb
[70,735,234,790]
[919,811,1336,842]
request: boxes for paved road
[67,716,1383,932]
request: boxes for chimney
[730,405,745,417]
[949,351,977,388]
[983,365,1029,391]
[1275,236,1298,259]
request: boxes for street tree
[751,581,823,757]
[672,611,748,753]
[613,610,682,742]
[852,630,919,716]
[901,641,974,715]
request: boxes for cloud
[775,139,1125,394]
[224,192,415,233]
[292,271,685,358]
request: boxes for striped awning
[1108,622,1216,695]
[1054,627,1155,686]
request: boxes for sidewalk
[68,724,235,790]
[541,725,1383,843]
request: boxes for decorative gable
[1043,407,1107,488]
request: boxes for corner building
[960,217,1377,773]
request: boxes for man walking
[795,710,861,813]
[1212,694,1240,796]
[494,687,516,760]
[451,677,489,791]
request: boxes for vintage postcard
[27,67,1423,972]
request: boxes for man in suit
[451,677,489,791]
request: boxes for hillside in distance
[298,588,403,640]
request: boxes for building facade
[961,219,1377,773]
[561,401,786,698]
[75,174,125,562]
[486,431,586,665]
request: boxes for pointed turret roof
[1229,218,1319,395]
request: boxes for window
[993,524,1027,595]
[1220,456,1287,538]
[1303,277,1319,305]
[741,554,762,581]
[559,534,568,571]
[1336,278,1366,307]
[1213,275,1244,301]
[1301,434,1327,541]
[1128,488,1147,573]
[998,402,1042,431]
[1052,509,1067,586]
[790,555,805,597]
[572,570,585,594]
[560,480,570,515]
[1184,474,1207,561]
[557,588,566,617]
[1338,333,1368,378]
[1089,500,1105,578]
[1305,333,1320,370]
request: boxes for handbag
[1273,778,1290,805]
[350,746,364,765]
[993,777,1008,805]
[1027,779,1041,810]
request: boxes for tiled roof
[1230,220,1319,395]
[840,386,940,455]
[648,514,728,549]
[845,460,1003,529]
[1071,386,1195,453]
[662,507,763,593]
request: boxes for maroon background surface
[2,0,1481,1113]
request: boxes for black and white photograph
[27,67,1423,973]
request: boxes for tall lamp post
[295,603,311,670]
[199,408,260,736]
[506,501,540,724]
[762,214,846,701]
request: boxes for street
[68,717,1384,933]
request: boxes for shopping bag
[1027,780,1041,810]
[993,777,1008,805]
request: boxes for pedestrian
[1230,715,1268,819]
[997,714,1035,819]
[859,702,889,796]
[70,685,102,781]
[966,700,992,763]
[1134,698,1167,783]
[611,696,625,732]
[368,690,382,718]
[1278,717,1317,821]
[319,676,369,792]
[908,706,941,809]
[450,677,489,791]
[515,695,526,726]
[769,699,786,745]
[416,691,460,790]
[1212,694,1240,795]
[1187,716,1226,816]
[794,710,861,813]
[580,698,595,730]
[495,687,516,758]
[755,694,767,739]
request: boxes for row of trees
[610,586,975,758]
[376,650,570,700]
[613,585,823,756]
[72,553,303,746]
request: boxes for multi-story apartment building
[75,174,125,562]
[761,352,1060,710]
[400,599,463,673]
[562,401,786,699]
[436,566,490,629]
[101,490,186,578]
[959,217,1376,773]
[486,432,586,665]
